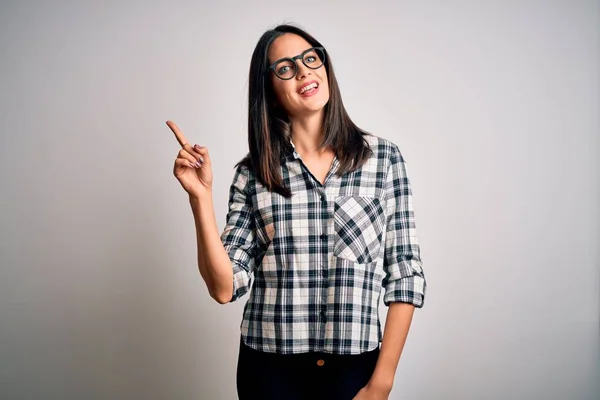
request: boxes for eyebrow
[270,47,314,65]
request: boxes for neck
[289,110,327,155]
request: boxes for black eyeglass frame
[267,46,327,80]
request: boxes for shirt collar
[280,138,340,178]
[281,137,300,163]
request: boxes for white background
[1,0,598,398]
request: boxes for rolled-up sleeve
[382,145,427,308]
[220,165,256,303]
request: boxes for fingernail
[195,161,201,167]
[199,156,205,163]
[188,162,195,168]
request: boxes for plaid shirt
[221,134,426,355]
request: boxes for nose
[295,59,311,80]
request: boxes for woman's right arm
[189,193,234,304]
[166,120,235,304]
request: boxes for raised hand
[166,120,213,198]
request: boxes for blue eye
[278,65,291,74]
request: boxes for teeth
[300,83,318,94]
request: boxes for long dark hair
[237,23,372,197]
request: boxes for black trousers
[236,335,380,400]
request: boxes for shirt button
[320,233,327,240]
[317,359,325,367]
[320,195,326,202]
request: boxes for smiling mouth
[299,82,319,94]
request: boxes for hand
[352,381,391,400]
[166,120,213,198]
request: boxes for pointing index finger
[166,120,189,147]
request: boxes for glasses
[268,47,326,80]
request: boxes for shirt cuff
[383,272,426,308]
[230,259,252,303]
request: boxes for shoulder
[230,158,255,191]
[363,133,405,163]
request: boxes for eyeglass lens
[273,48,325,80]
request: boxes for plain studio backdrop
[0,1,598,399]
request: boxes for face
[267,34,330,119]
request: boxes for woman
[167,23,426,400]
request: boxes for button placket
[318,188,329,349]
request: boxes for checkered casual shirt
[221,134,426,355]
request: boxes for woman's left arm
[354,144,426,399]
[367,302,415,393]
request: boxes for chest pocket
[333,196,386,264]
